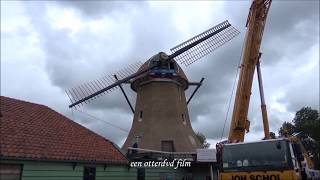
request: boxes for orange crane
[219,0,320,179]
[228,0,271,142]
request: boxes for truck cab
[219,138,312,180]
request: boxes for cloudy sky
[1,1,319,148]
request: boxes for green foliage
[278,121,295,136]
[278,107,320,169]
[196,132,210,149]
[293,107,320,141]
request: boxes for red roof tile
[0,96,128,164]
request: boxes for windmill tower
[66,21,240,153]
[122,53,201,152]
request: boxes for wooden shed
[0,96,136,180]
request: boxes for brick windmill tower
[66,21,239,153]
[122,53,201,152]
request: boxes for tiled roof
[0,96,128,164]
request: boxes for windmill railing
[127,147,196,161]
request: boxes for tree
[196,132,210,149]
[293,107,320,142]
[277,107,320,169]
[278,121,295,137]
[289,107,320,169]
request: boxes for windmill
[66,20,240,153]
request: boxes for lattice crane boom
[228,0,272,142]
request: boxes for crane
[228,0,272,142]
[219,0,320,179]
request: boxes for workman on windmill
[131,135,141,155]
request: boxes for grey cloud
[21,1,137,145]
[279,75,319,113]
[262,1,319,65]
[56,1,148,19]
[266,1,319,35]
[85,85,136,113]
[3,1,318,146]
[222,1,319,66]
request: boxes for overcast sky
[1,1,319,148]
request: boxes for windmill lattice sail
[66,61,143,107]
[66,20,240,108]
[170,20,240,66]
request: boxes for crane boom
[220,1,320,179]
[256,55,271,139]
[228,0,272,142]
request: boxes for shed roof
[0,96,128,165]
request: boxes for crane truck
[217,0,320,179]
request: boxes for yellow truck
[218,0,320,179]
[219,138,319,180]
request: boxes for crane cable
[71,108,129,133]
[220,29,248,141]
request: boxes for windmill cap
[130,52,189,91]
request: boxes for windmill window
[178,88,182,101]
[182,114,186,125]
[168,62,176,70]
[176,64,180,73]
[149,58,159,67]
[149,60,177,77]
[138,111,143,122]
[161,140,175,152]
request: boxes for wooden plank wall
[1,160,215,179]
[1,160,136,180]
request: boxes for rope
[220,30,248,141]
[74,108,129,133]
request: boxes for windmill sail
[66,61,143,107]
[170,20,240,66]
[66,20,240,108]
